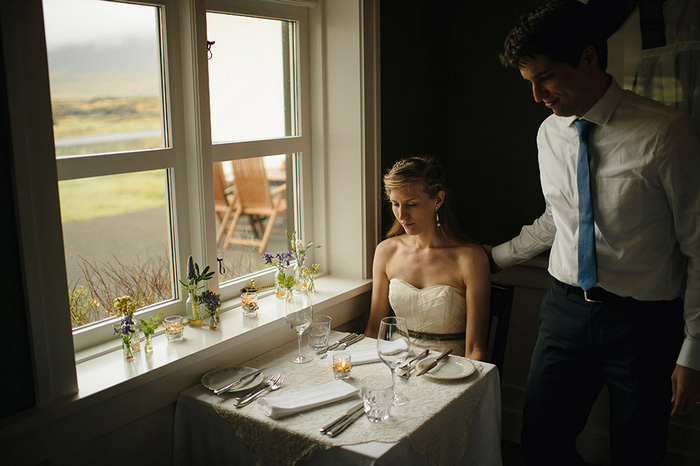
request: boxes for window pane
[43,0,165,157]
[207,13,296,143]
[60,170,174,329]
[214,155,292,284]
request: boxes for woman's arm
[462,244,491,361]
[364,241,393,338]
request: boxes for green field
[58,170,167,223]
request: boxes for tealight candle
[331,353,352,379]
[164,315,184,341]
[241,292,259,317]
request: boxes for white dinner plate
[416,355,476,380]
[201,366,264,393]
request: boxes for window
[40,0,313,350]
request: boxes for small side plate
[201,367,264,393]
[415,356,476,380]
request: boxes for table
[174,334,502,465]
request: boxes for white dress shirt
[492,78,700,370]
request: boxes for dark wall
[381,0,549,245]
[0,21,36,418]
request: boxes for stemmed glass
[285,289,314,364]
[377,316,411,405]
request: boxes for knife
[396,349,430,378]
[317,333,358,355]
[326,405,366,437]
[320,402,364,434]
[333,334,364,351]
[213,368,265,395]
[416,349,453,376]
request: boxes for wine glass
[377,316,411,405]
[285,289,314,364]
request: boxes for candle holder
[331,353,352,380]
[241,291,259,317]
[164,315,185,341]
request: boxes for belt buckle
[583,290,602,303]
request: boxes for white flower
[295,239,304,250]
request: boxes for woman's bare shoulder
[375,236,404,256]
[453,242,489,271]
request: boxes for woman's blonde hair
[383,155,472,243]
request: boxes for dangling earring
[435,206,441,227]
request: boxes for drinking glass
[377,316,411,405]
[285,289,314,364]
[361,376,394,422]
[308,314,332,351]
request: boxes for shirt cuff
[677,337,700,372]
[492,243,521,269]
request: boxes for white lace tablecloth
[174,332,502,466]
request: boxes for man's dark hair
[499,0,608,70]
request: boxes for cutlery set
[234,373,285,407]
[320,402,365,437]
[213,368,265,395]
[317,333,365,355]
[417,349,453,376]
[396,349,430,378]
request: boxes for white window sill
[74,276,371,400]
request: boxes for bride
[364,156,491,360]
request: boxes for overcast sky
[43,0,157,50]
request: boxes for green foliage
[179,256,215,292]
[277,271,297,291]
[137,312,164,337]
[69,285,93,327]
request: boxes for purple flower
[113,315,136,336]
[198,290,221,314]
[262,252,274,265]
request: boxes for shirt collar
[567,76,623,128]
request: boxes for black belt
[553,279,627,304]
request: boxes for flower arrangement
[262,251,292,299]
[178,256,215,326]
[287,231,320,268]
[302,263,320,292]
[136,312,164,353]
[287,231,320,291]
[112,295,143,361]
[198,290,221,330]
[262,251,292,273]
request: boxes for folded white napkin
[327,339,409,365]
[257,380,359,419]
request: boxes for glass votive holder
[241,292,259,318]
[331,353,352,380]
[164,315,184,341]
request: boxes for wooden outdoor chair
[487,283,514,377]
[213,162,236,244]
[220,158,287,253]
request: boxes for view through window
[44,0,173,329]
[207,12,298,286]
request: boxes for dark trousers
[522,280,684,466]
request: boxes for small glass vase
[122,339,134,362]
[275,269,288,300]
[186,290,203,327]
[208,311,218,330]
[130,329,143,353]
[294,263,308,292]
[143,333,154,353]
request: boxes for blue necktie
[574,119,597,291]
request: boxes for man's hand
[671,364,700,417]
[481,244,502,274]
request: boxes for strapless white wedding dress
[388,278,467,356]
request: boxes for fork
[396,349,430,378]
[236,373,285,408]
[232,373,280,406]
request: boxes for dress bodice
[388,278,467,355]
